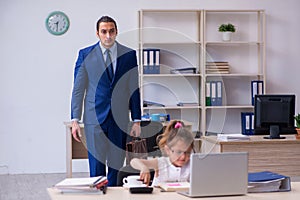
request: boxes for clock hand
[54,21,59,31]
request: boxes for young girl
[130,120,194,186]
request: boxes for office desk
[64,121,195,177]
[64,122,87,178]
[202,135,300,176]
[48,182,300,200]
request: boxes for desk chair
[116,165,155,186]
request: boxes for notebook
[178,152,248,197]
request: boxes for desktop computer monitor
[254,94,296,139]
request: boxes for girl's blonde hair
[157,120,194,152]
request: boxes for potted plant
[218,23,236,41]
[295,113,300,139]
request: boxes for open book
[158,182,190,192]
[54,176,108,194]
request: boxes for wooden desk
[64,122,87,178]
[202,135,300,176]
[48,182,300,200]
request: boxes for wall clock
[45,11,70,36]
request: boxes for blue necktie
[105,49,114,81]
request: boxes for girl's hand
[140,171,151,186]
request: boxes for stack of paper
[248,179,283,193]
[217,134,250,141]
[170,67,197,74]
[143,100,165,107]
[54,176,108,194]
[177,102,199,107]
[158,181,190,192]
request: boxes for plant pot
[222,32,232,41]
[296,128,300,139]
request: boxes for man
[70,16,141,186]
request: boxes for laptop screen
[186,152,248,197]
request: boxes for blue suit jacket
[71,42,141,129]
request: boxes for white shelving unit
[138,9,266,135]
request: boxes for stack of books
[206,61,230,74]
[54,176,108,194]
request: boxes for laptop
[179,152,248,197]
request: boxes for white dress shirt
[100,42,117,73]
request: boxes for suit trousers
[84,111,127,186]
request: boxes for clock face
[46,11,70,35]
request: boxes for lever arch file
[251,80,264,105]
[248,171,291,193]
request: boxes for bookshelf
[138,9,266,136]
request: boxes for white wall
[0,0,299,174]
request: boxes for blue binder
[248,171,291,192]
[251,80,264,105]
[210,81,217,106]
[143,49,160,74]
[216,81,223,106]
[241,112,254,135]
[209,81,222,106]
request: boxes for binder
[251,80,264,105]
[149,50,154,66]
[154,49,160,73]
[206,82,211,106]
[210,81,217,106]
[248,171,291,193]
[143,49,160,74]
[143,50,148,66]
[241,112,254,135]
[216,81,222,106]
[54,176,108,194]
[143,49,150,74]
[251,113,254,131]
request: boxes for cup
[122,175,143,186]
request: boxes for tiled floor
[0,173,88,200]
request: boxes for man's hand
[130,122,141,137]
[71,121,82,142]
